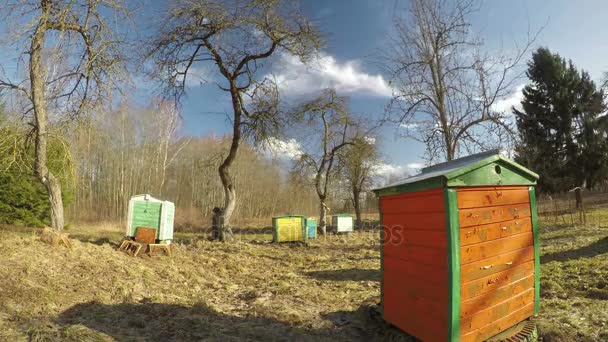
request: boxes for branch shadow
[321,301,418,342]
[306,268,380,282]
[70,235,118,247]
[541,236,608,264]
[56,301,334,341]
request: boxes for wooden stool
[118,240,145,257]
[148,244,172,257]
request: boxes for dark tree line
[515,47,608,193]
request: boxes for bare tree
[146,0,321,241]
[384,0,539,161]
[150,100,189,196]
[294,89,362,235]
[0,0,129,230]
[338,134,379,229]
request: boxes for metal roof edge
[444,154,539,181]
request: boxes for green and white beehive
[331,214,353,233]
[126,194,175,244]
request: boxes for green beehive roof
[273,215,306,219]
[374,150,539,197]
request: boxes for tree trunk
[352,188,362,230]
[216,87,242,242]
[46,174,65,230]
[318,200,328,235]
[30,6,65,231]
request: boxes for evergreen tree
[514,48,608,192]
[0,112,73,227]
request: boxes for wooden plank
[369,227,444,248]
[461,260,534,300]
[382,212,446,231]
[461,246,534,283]
[384,256,448,283]
[461,275,534,319]
[459,203,531,228]
[460,232,533,264]
[461,288,534,334]
[409,245,448,266]
[383,289,448,342]
[135,227,157,244]
[406,230,448,249]
[384,279,448,302]
[381,191,445,214]
[461,302,534,342]
[384,257,447,302]
[383,285,447,320]
[383,243,447,268]
[460,217,532,246]
[457,187,530,209]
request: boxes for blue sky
[5,0,608,179]
[137,0,608,178]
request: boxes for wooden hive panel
[135,226,157,244]
[380,188,448,342]
[457,186,535,342]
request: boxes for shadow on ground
[50,300,415,342]
[307,268,380,282]
[55,301,340,341]
[541,236,608,264]
[321,303,418,342]
[69,235,118,247]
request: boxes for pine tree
[514,48,608,192]
[0,112,74,227]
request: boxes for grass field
[0,209,607,341]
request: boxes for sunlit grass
[0,207,606,341]
[537,207,608,341]
[0,224,388,341]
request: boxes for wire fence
[537,191,608,228]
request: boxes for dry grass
[1,207,607,341]
[0,224,407,342]
[537,208,608,341]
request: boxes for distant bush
[0,172,50,227]
[0,112,73,227]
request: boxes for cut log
[40,227,72,249]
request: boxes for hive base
[486,319,538,342]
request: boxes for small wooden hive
[331,214,354,233]
[306,218,317,239]
[272,215,307,243]
[126,194,175,244]
[373,150,540,342]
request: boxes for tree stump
[40,227,72,249]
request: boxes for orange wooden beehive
[374,150,540,342]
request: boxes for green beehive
[331,214,353,233]
[126,194,175,244]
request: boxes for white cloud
[269,53,393,97]
[374,163,406,178]
[374,161,424,178]
[364,136,376,145]
[406,162,425,170]
[492,84,526,114]
[263,137,303,159]
[372,161,426,188]
[400,122,419,129]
